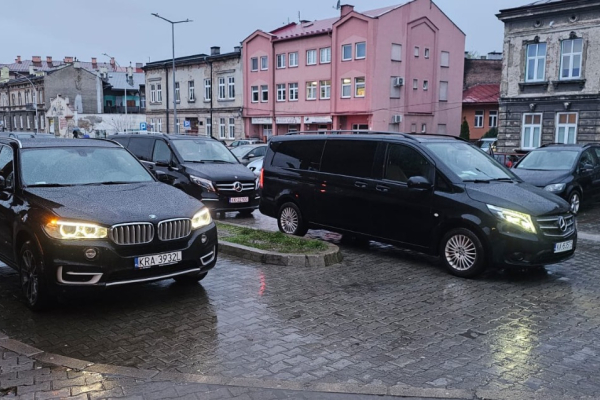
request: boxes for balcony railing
[104,106,141,114]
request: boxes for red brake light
[259,168,264,188]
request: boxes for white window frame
[522,113,543,150]
[439,81,448,101]
[206,118,212,136]
[175,82,180,102]
[341,78,351,98]
[391,44,402,61]
[261,85,269,102]
[219,118,226,139]
[555,112,578,144]
[560,38,583,80]
[342,44,352,61]
[289,83,298,101]
[157,118,162,132]
[251,86,259,103]
[526,42,547,82]
[320,80,331,99]
[204,79,211,101]
[320,47,331,64]
[441,51,450,68]
[289,52,298,67]
[150,84,156,102]
[306,81,317,100]
[306,50,317,65]
[489,110,498,128]
[421,124,427,133]
[157,84,162,102]
[276,84,286,102]
[251,57,258,71]
[413,79,418,90]
[276,53,286,69]
[261,56,268,70]
[355,77,365,98]
[26,115,31,129]
[228,117,235,139]
[424,48,430,59]
[218,77,226,100]
[20,116,23,129]
[474,111,484,128]
[423,80,429,91]
[228,76,235,99]
[188,80,195,101]
[355,42,366,59]
[414,47,420,57]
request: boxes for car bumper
[202,192,260,212]
[40,224,218,291]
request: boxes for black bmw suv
[111,134,260,215]
[0,137,217,310]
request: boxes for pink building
[242,0,465,139]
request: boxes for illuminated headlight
[43,220,108,240]
[190,175,216,192]
[487,205,536,234]
[191,208,212,229]
[544,183,566,193]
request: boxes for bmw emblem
[149,214,157,219]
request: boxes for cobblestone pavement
[1,205,600,399]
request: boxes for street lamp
[102,53,129,119]
[151,13,192,134]
[14,72,39,134]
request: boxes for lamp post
[14,72,39,134]
[151,13,192,134]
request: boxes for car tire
[173,271,208,284]
[277,202,308,236]
[440,228,486,278]
[568,190,581,215]
[19,241,52,311]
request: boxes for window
[421,124,427,133]
[341,78,351,98]
[150,84,156,102]
[356,42,366,59]
[175,82,180,102]
[561,38,583,79]
[157,118,162,132]
[320,80,331,99]
[188,81,195,101]
[25,90,30,104]
[414,47,420,57]
[39,89,44,103]
[384,144,432,183]
[228,118,235,139]
[26,116,31,129]
[306,81,317,100]
[423,80,429,91]
[218,77,226,100]
[251,57,258,71]
[320,47,331,64]
[474,111,484,128]
[263,124,273,138]
[439,81,448,101]
[556,113,578,144]
[277,54,286,69]
[355,77,365,97]
[526,43,547,82]
[11,94,15,106]
[489,110,498,128]
[157,84,162,102]
[32,91,36,106]
[441,51,450,67]
[342,44,352,61]
[413,79,418,90]
[391,44,402,61]
[228,77,235,99]
[206,118,212,136]
[251,86,259,102]
[424,48,430,59]
[261,56,268,70]
[306,50,317,65]
[40,116,44,129]
[277,84,286,101]
[437,124,447,135]
[289,83,298,101]
[20,116,23,129]
[204,79,211,101]
[271,140,325,170]
[289,52,298,67]
[261,85,269,102]
[321,140,378,178]
[411,123,417,133]
[218,118,226,139]
[522,113,543,149]
[13,116,17,129]
[18,93,22,105]
[152,140,172,163]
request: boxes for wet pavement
[1,205,600,399]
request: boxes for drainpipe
[271,39,276,138]
[210,58,214,139]
[164,64,170,133]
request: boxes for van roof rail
[286,130,419,141]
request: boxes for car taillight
[260,168,264,188]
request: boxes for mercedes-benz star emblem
[557,216,567,232]
[233,182,243,193]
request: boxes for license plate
[554,240,573,253]
[135,251,182,269]
[230,197,249,203]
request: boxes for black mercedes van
[260,133,577,277]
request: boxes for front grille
[111,223,155,245]
[536,214,575,238]
[157,218,191,241]
[216,181,255,192]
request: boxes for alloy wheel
[280,207,299,234]
[570,193,580,214]
[444,234,477,271]
[21,249,39,306]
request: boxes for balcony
[104,106,142,114]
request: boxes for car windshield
[21,147,154,187]
[171,139,238,163]
[425,142,515,182]
[515,149,578,171]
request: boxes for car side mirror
[246,153,255,159]
[155,170,170,183]
[407,176,433,191]
[155,159,170,167]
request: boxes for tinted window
[516,149,578,171]
[384,144,432,183]
[272,140,324,170]
[320,140,377,178]
[253,146,267,157]
[152,140,172,163]
[0,145,14,187]
[127,138,154,161]
[171,140,238,163]
[111,137,130,147]
[579,149,597,168]
[593,147,600,161]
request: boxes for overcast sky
[2,0,527,66]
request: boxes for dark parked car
[512,143,600,214]
[231,144,268,166]
[229,138,262,148]
[260,133,576,278]
[111,134,260,216]
[0,137,217,310]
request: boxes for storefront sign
[304,116,332,124]
[276,116,301,124]
[251,117,273,124]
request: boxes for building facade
[242,0,465,139]
[144,47,244,141]
[497,0,600,152]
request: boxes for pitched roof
[0,59,128,74]
[105,72,145,90]
[463,84,500,104]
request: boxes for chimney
[91,57,97,65]
[16,55,22,63]
[74,61,81,69]
[341,4,354,17]
[64,56,74,63]
[110,57,116,67]
[211,46,220,56]
[46,56,53,65]
[32,56,42,63]
[234,46,241,53]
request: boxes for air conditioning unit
[392,115,402,123]
[393,77,404,87]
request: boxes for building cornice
[497,0,600,22]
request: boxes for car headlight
[544,183,566,193]
[487,205,536,234]
[190,175,216,192]
[43,220,108,240]
[191,208,212,229]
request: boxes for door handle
[376,185,389,192]
[354,182,368,189]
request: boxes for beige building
[144,47,244,141]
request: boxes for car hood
[465,181,570,216]
[25,182,204,226]
[511,169,571,187]
[182,162,256,181]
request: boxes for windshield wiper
[488,178,514,182]
[201,160,235,164]
[463,179,491,184]
[184,160,205,163]
[25,183,74,188]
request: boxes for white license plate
[135,251,182,269]
[554,240,573,253]
[230,197,249,203]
